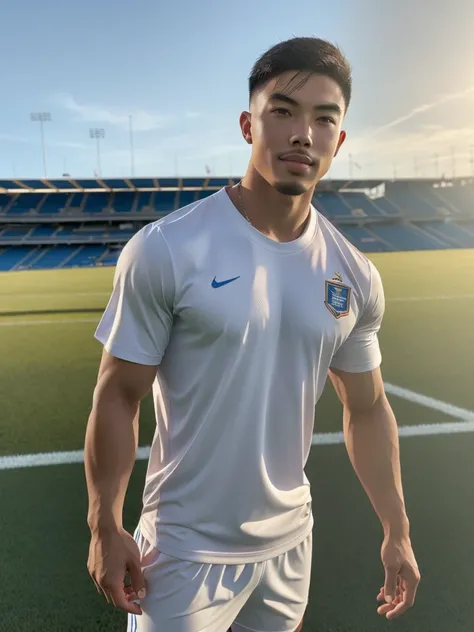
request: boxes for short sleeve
[329,262,385,373]
[94,224,175,366]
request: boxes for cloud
[99,136,196,168]
[360,85,474,141]
[185,143,249,161]
[0,134,30,144]
[56,94,174,132]
[0,132,89,151]
[338,122,474,177]
[154,133,195,150]
[347,124,474,162]
[52,140,88,150]
[419,124,444,132]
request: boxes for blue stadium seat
[154,191,176,213]
[54,228,77,238]
[7,194,44,214]
[385,183,439,218]
[65,245,107,267]
[434,184,474,215]
[369,223,449,250]
[0,246,35,271]
[39,194,70,214]
[67,192,85,211]
[137,191,153,211]
[112,192,135,213]
[178,191,197,207]
[30,226,57,238]
[72,228,107,237]
[0,194,11,213]
[314,193,353,217]
[421,221,474,248]
[197,190,215,200]
[27,246,79,269]
[100,245,123,265]
[106,229,135,239]
[337,226,390,252]
[371,197,401,216]
[340,192,383,217]
[83,193,109,214]
[414,185,456,216]
[2,226,31,237]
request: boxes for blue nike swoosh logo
[211,276,240,288]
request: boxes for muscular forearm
[85,390,140,532]
[343,397,410,538]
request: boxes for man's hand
[87,525,146,616]
[377,535,421,619]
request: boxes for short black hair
[249,36,352,112]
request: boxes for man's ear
[240,111,252,144]
[334,130,346,156]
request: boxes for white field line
[0,292,110,298]
[313,420,474,445]
[387,294,474,302]
[2,381,474,471]
[384,383,474,422]
[0,317,99,327]
[1,302,473,469]
[1,420,474,471]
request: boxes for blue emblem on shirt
[325,279,351,319]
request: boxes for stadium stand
[0,176,473,271]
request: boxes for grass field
[1,249,474,631]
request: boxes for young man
[85,37,421,632]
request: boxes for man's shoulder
[124,189,228,269]
[155,189,224,231]
[316,211,374,275]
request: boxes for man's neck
[227,167,316,243]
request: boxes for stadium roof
[0,176,468,193]
[0,177,236,192]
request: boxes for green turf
[1,250,474,631]
[1,434,473,631]
[1,250,473,455]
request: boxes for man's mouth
[279,153,315,166]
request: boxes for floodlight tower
[30,112,51,178]
[90,128,105,177]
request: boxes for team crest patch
[325,274,351,319]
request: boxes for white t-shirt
[95,187,385,564]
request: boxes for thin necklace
[237,181,252,225]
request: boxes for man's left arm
[327,263,421,619]
[329,367,421,618]
[329,366,408,540]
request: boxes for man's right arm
[84,226,174,613]
[85,349,158,533]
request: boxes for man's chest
[173,245,361,354]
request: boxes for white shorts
[127,526,312,632]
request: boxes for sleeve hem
[94,335,163,366]
[329,356,382,374]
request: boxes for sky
[0,0,473,182]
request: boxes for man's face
[241,71,347,196]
